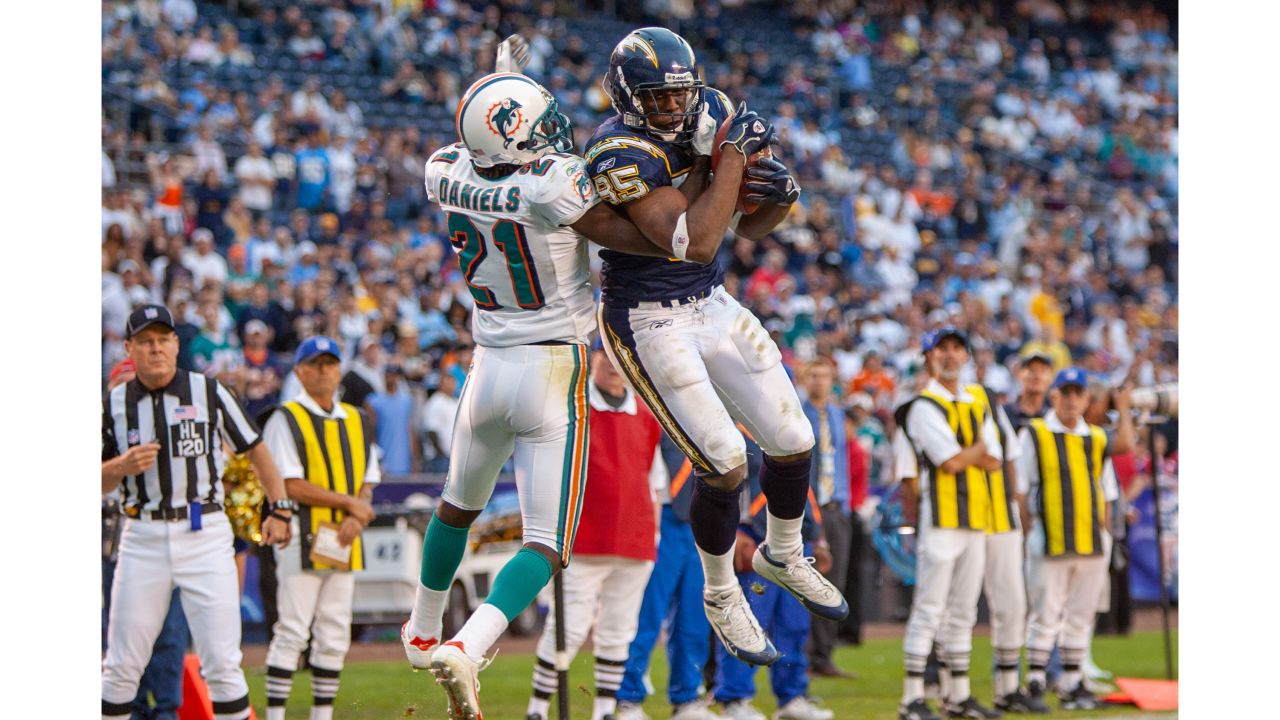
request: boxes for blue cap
[1052,367,1088,390]
[294,336,342,365]
[921,326,968,354]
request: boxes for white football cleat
[751,544,849,621]
[429,641,489,720]
[704,586,779,667]
[401,621,439,671]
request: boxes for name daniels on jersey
[436,176,522,213]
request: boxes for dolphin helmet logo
[485,98,526,148]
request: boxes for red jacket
[570,385,662,560]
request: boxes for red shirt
[847,431,869,511]
[570,385,662,561]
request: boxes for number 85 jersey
[425,143,600,347]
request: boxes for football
[710,114,774,215]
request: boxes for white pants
[903,527,986,658]
[983,531,1027,651]
[442,343,590,566]
[535,555,655,662]
[1025,549,1109,653]
[102,512,247,706]
[599,286,814,476]
[265,518,355,671]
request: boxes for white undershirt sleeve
[906,401,963,467]
[262,411,305,481]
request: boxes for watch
[266,499,299,516]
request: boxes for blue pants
[713,544,812,707]
[103,558,191,719]
[619,506,710,706]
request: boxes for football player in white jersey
[399,70,678,720]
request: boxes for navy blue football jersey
[585,88,734,304]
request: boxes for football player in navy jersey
[587,27,846,668]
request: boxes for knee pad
[773,415,816,457]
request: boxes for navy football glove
[719,102,776,160]
[743,157,801,206]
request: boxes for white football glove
[691,102,721,157]
[495,34,531,73]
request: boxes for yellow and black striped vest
[913,384,1013,532]
[280,400,372,570]
[1027,418,1108,557]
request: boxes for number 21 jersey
[424,144,599,347]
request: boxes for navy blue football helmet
[604,27,706,144]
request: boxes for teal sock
[420,513,470,591]
[486,547,555,622]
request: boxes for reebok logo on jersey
[596,157,617,172]
[650,319,674,329]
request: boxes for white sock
[697,546,738,593]
[309,706,334,720]
[950,673,970,703]
[996,667,1019,696]
[936,652,951,701]
[451,603,510,662]
[409,584,449,641]
[765,511,804,561]
[527,696,551,718]
[1027,667,1047,688]
[904,675,925,704]
[1062,669,1082,693]
[593,696,618,719]
[266,708,285,720]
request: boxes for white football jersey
[425,144,600,347]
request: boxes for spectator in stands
[288,20,327,62]
[184,228,228,289]
[803,358,855,680]
[418,372,458,475]
[849,350,895,408]
[368,365,416,475]
[190,298,238,374]
[328,89,364,140]
[327,132,358,216]
[340,337,385,408]
[295,131,330,212]
[238,319,285,419]
[234,142,276,219]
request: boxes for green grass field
[246,631,1177,719]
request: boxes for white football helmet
[455,72,574,168]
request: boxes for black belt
[608,287,715,309]
[530,340,578,346]
[125,502,222,521]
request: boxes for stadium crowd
[101,0,1177,485]
[99,1,1178,717]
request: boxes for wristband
[268,511,293,523]
[670,212,690,261]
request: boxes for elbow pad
[671,211,691,261]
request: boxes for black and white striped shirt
[102,369,261,513]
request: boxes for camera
[1129,384,1178,418]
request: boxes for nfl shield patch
[126,429,141,445]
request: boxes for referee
[101,304,296,720]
